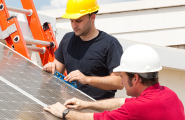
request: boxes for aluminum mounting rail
[27,46,46,54]
[24,36,55,48]
[7,6,32,16]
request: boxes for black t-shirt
[55,31,123,100]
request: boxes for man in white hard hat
[43,0,123,100]
[44,44,185,120]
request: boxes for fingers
[65,70,78,78]
[64,98,84,110]
[43,62,55,74]
[65,76,78,82]
[64,98,78,109]
[44,106,51,112]
[64,98,76,106]
[43,103,65,118]
[65,70,81,82]
[44,105,52,112]
[65,70,87,84]
[66,104,78,109]
[51,64,55,74]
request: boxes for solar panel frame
[0,42,96,120]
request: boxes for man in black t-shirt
[43,0,123,100]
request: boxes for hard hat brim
[113,65,162,73]
[62,7,100,19]
[62,13,85,19]
[113,66,123,72]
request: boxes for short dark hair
[126,72,158,87]
[89,10,99,17]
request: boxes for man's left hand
[64,70,88,84]
[44,102,66,118]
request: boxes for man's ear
[133,74,140,85]
[91,13,96,21]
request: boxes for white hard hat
[113,44,162,73]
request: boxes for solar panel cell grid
[0,43,96,120]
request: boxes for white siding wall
[56,6,185,46]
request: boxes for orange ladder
[0,0,58,66]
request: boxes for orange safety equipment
[0,0,58,66]
[62,0,100,19]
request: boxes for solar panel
[0,42,95,120]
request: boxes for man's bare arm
[65,97,125,112]
[86,73,123,90]
[66,111,94,120]
[44,102,94,120]
[65,71,123,90]
[44,98,125,119]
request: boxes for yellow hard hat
[62,0,100,19]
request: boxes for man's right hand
[43,62,56,74]
[64,98,88,110]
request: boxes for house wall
[56,5,185,47]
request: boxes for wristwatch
[62,109,71,120]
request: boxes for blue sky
[4,0,137,11]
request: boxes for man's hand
[64,98,88,110]
[43,62,55,74]
[65,70,88,84]
[44,102,66,118]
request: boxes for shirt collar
[140,82,160,96]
